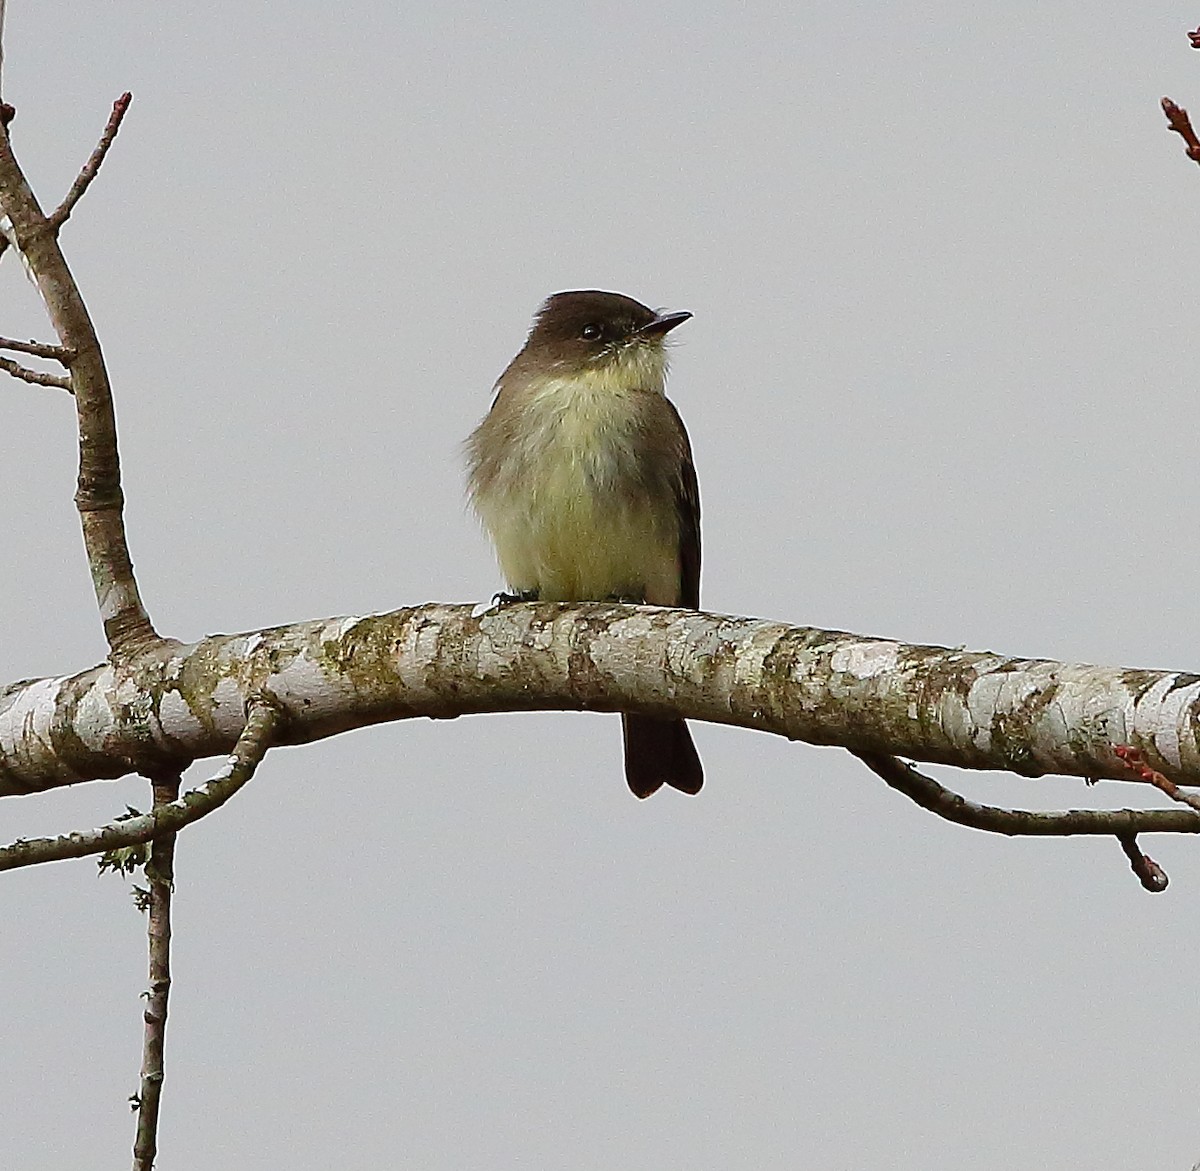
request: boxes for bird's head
[520,290,691,390]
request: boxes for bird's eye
[580,323,603,341]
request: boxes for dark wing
[665,397,701,609]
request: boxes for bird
[466,289,703,797]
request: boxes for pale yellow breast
[474,370,679,603]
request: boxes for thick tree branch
[0,703,279,870]
[131,771,180,1171]
[0,354,71,390]
[2,604,1200,849]
[0,98,158,655]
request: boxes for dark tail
[621,715,704,798]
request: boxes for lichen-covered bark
[1,602,1197,799]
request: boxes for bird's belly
[483,442,678,603]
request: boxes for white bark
[1,601,1197,798]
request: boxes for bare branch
[1162,97,1200,165]
[48,93,132,232]
[854,751,1183,891]
[0,102,159,654]
[1117,833,1169,892]
[0,335,72,362]
[851,750,1199,837]
[1114,744,1200,812]
[131,772,181,1171]
[0,354,71,390]
[0,703,279,871]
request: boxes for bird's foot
[472,589,539,617]
[494,589,539,606]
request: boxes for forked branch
[852,750,1179,891]
[0,96,159,655]
[851,749,1198,837]
[0,702,280,872]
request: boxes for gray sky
[4,2,1200,1168]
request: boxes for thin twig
[1162,97,1200,165]
[851,750,1200,836]
[131,773,180,1171]
[0,702,280,872]
[853,751,1180,890]
[1113,744,1200,812]
[48,92,132,231]
[0,335,72,362]
[0,354,71,390]
[1117,832,1169,892]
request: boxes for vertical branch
[0,3,11,138]
[132,774,180,1171]
[0,103,159,655]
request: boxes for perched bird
[466,290,703,798]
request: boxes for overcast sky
[4,3,1200,1168]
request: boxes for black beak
[638,309,692,337]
